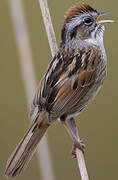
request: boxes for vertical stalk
[8,0,55,180]
[38,0,89,179]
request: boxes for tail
[4,112,50,178]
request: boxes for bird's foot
[71,140,85,158]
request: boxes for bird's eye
[84,17,93,25]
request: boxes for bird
[4,3,113,178]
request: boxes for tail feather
[4,112,49,178]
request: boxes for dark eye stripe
[70,26,78,39]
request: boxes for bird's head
[60,4,113,49]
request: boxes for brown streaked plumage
[5,112,49,177]
[5,3,113,178]
[66,3,97,23]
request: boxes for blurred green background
[0,0,118,180]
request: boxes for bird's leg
[67,118,78,138]
[62,118,85,158]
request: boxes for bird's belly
[67,84,102,119]
[67,68,106,119]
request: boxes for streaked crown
[60,3,113,51]
[65,4,98,23]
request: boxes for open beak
[97,11,114,25]
[97,20,114,25]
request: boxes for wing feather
[31,46,101,121]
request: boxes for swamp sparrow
[5,3,113,178]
